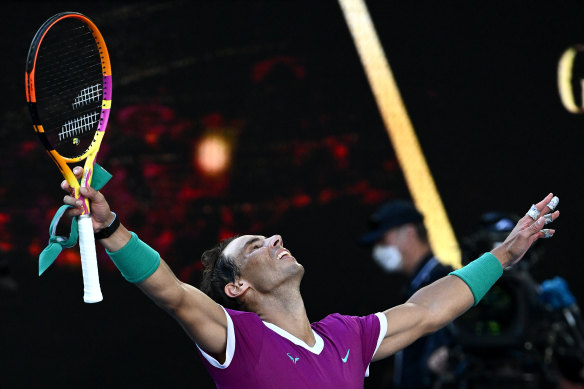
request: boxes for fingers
[536,193,559,217]
[525,193,559,222]
[540,229,555,239]
[524,192,560,241]
[61,166,106,218]
[527,210,559,241]
[73,166,84,180]
[536,194,560,237]
[64,205,82,218]
[60,166,85,194]
[544,210,560,225]
[63,193,83,217]
[528,216,546,234]
[63,181,103,207]
[539,209,559,238]
[535,193,554,211]
[79,186,101,201]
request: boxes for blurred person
[61,166,558,389]
[359,200,453,388]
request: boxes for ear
[225,279,250,298]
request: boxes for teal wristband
[449,252,503,306]
[106,232,161,283]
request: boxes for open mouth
[277,250,290,260]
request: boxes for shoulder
[312,312,382,334]
[225,308,259,319]
[224,308,263,327]
[314,312,357,326]
[197,308,266,371]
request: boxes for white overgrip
[78,214,103,303]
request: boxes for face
[373,226,408,272]
[223,234,304,294]
[379,225,408,248]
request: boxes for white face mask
[372,245,403,272]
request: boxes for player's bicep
[173,282,229,356]
[372,303,428,361]
[137,259,228,356]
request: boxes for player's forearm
[100,222,162,284]
[408,251,505,333]
[97,220,132,252]
[406,275,475,334]
[375,278,475,361]
[98,222,190,311]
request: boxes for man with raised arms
[62,167,559,388]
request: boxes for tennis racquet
[25,12,113,303]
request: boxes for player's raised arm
[62,167,229,362]
[372,193,560,361]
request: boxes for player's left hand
[491,193,559,267]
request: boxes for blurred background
[2,1,584,387]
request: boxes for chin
[281,261,304,278]
[291,263,305,280]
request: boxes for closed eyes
[242,236,266,255]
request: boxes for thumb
[79,186,101,201]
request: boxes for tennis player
[62,167,559,388]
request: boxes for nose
[267,235,283,247]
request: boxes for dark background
[1,1,584,387]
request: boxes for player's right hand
[62,166,114,232]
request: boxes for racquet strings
[34,18,103,159]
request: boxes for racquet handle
[78,214,103,303]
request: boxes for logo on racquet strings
[72,84,101,109]
[59,84,102,144]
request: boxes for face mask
[372,245,403,272]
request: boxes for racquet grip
[78,215,103,303]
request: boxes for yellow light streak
[338,0,461,267]
[558,45,584,114]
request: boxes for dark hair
[199,236,247,311]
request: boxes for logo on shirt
[341,349,350,363]
[287,353,300,364]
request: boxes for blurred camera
[438,212,584,389]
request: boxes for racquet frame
[25,12,112,303]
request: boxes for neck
[250,286,314,346]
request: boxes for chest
[232,333,366,389]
